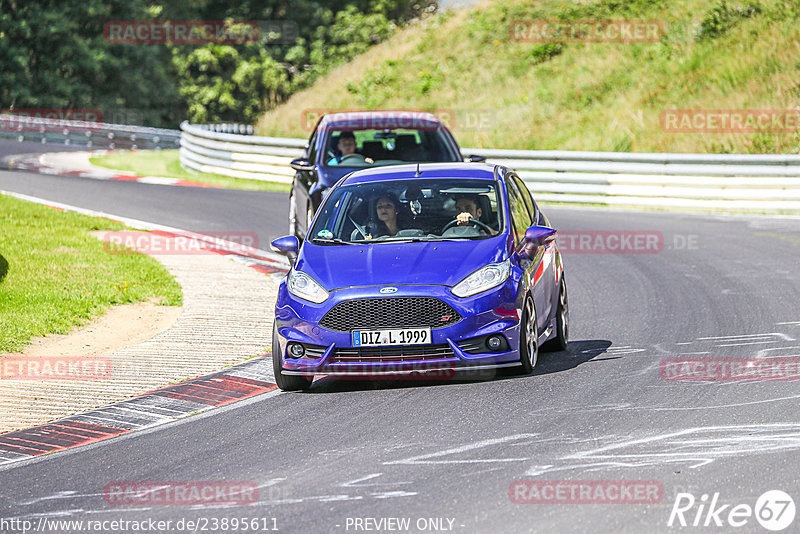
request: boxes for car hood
[296,237,507,290]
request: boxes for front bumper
[274,281,523,377]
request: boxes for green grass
[0,194,183,353]
[257,0,800,154]
[90,150,291,192]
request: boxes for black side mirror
[290,158,315,172]
[466,154,487,163]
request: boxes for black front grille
[332,344,455,363]
[319,297,461,332]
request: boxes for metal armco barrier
[6,113,798,211]
[0,114,180,150]
[180,122,800,210]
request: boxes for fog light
[288,343,305,358]
[487,336,503,351]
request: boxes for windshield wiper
[310,237,357,245]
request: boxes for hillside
[257,0,800,154]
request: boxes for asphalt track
[2,141,800,533]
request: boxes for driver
[454,194,493,235]
[327,131,361,165]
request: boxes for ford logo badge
[380,287,398,294]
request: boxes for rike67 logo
[668,490,795,531]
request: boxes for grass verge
[258,0,800,154]
[0,194,182,353]
[90,150,291,192]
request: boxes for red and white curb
[0,190,291,465]
[3,151,220,188]
[0,358,278,465]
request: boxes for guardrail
[180,122,800,210]
[5,114,797,210]
[0,114,180,150]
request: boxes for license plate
[352,328,431,347]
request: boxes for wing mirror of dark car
[466,154,487,163]
[521,225,557,257]
[271,235,300,256]
[290,158,315,172]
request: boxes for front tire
[272,323,312,391]
[542,277,569,352]
[514,297,538,374]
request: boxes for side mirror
[290,158,315,172]
[522,226,557,256]
[270,235,300,256]
[466,154,486,163]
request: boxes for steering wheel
[442,217,493,234]
[339,153,367,165]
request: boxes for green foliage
[0,0,178,125]
[695,0,762,41]
[0,0,433,127]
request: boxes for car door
[512,173,556,325]
[291,129,319,238]
[506,174,552,336]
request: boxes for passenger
[372,194,405,237]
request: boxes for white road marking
[339,473,411,487]
[385,434,537,465]
[524,423,800,477]
[698,333,794,341]
[715,341,777,347]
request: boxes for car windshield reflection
[309,178,504,243]
[322,128,458,168]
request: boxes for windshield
[322,127,459,168]
[309,178,503,244]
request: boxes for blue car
[270,162,568,391]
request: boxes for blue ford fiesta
[270,162,568,391]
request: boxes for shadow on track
[303,339,613,394]
[532,338,614,376]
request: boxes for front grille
[319,297,461,332]
[331,344,455,363]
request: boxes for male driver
[455,194,483,226]
[455,194,494,235]
[327,131,361,165]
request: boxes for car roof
[341,162,502,185]
[319,110,443,130]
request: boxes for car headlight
[287,269,329,303]
[451,259,511,298]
